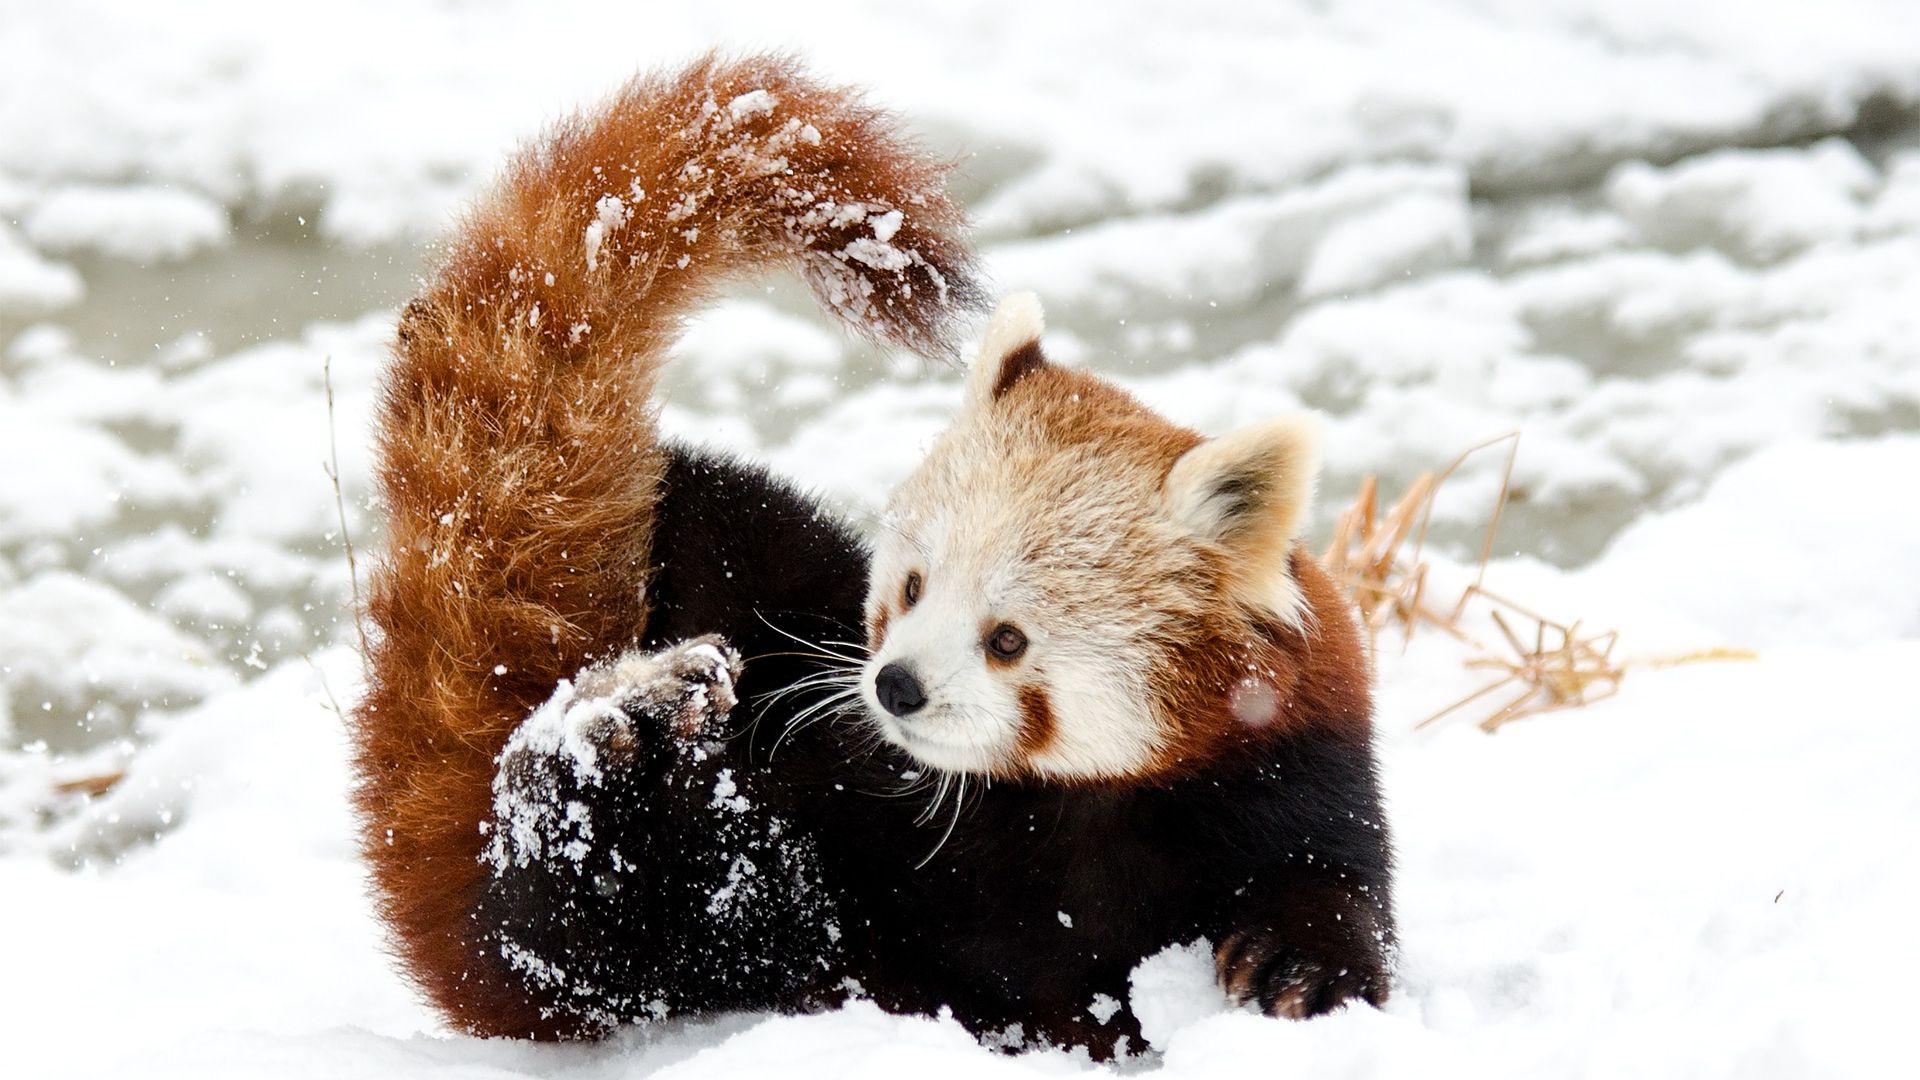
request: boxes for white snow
[4,1,1920,1077]
[0,222,83,313]
[1606,138,1879,260]
[710,768,751,814]
[1129,940,1222,1051]
[21,184,231,262]
[726,89,778,121]
[0,572,234,750]
[706,853,761,918]
[584,193,631,272]
[1579,436,1920,648]
[1299,184,1473,298]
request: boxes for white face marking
[863,511,1024,774]
[862,499,1167,781]
[863,550,1021,772]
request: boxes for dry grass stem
[1319,434,1634,733]
[322,355,371,659]
[52,772,125,798]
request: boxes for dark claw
[1217,929,1387,1020]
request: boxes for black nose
[875,662,927,718]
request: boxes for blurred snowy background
[3,1,1918,1077]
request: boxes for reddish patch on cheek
[1016,685,1057,757]
[867,605,890,648]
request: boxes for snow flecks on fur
[706,854,761,917]
[496,934,624,1033]
[483,677,613,873]
[727,88,777,121]
[569,69,984,354]
[582,193,631,272]
[796,198,947,331]
[709,768,751,814]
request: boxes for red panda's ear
[1163,415,1322,626]
[965,292,1049,406]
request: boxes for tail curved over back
[352,53,985,1036]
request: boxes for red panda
[352,53,1393,1057]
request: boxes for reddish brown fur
[1148,549,1374,776]
[1008,363,1201,468]
[1015,685,1059,757]
[351,53,977,1037]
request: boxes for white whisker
[915,772,968,869]
[753,610,870,665]
[770,686,867,758]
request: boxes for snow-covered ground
[4,1,1919,1076]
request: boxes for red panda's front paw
[500,636,742,783]
[486,637,745,872]
[579,635,743,743]
[1215,929,1388,1020]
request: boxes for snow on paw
[1214,929,1387,1020]
[577,634,743,741]
[486,696,609,874]
[481,638,743,875]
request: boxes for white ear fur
[1163,415,1323,625]
[965,292,1047,405]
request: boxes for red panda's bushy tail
[351,53,983,1037]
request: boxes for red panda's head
[862,294,1360,784]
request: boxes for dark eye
[903,572,922,608]
[986,623,1027,661]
